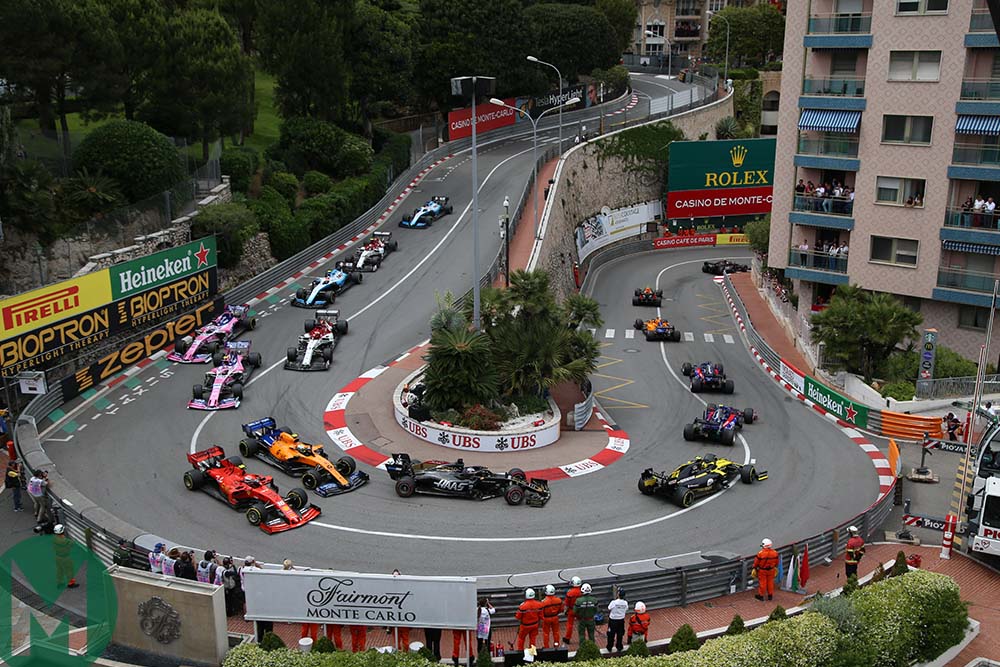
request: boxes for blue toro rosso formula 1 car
[292,269,363,308]
[399,196,452,228]
[683,404,756,446]
[681,361,734,394]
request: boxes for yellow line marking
[592,352,649,408]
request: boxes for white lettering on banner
[327,427,363,450]
[449,106,518,132]
[243,569,477,629]
[673,195,774,210]
[393,404,559,452]
[575,200,664,261]
[779,360,805,394]
[326,392,353,413]
[607,437,629,453]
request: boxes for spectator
[962,196,974,227]
[987,197,997,228]
[5,460,24,512]
[476,597,495,656]
[176,551,197,580]
[945,412,963,442]
[606,589,628,654]
[197,550,220,583]
[162,547,179,577]
[914,192,924,208]
[221,557,242,616]
[974,194,985,227]
[798,239,809,266]
[423,627,442,660]
[148,542,165,574]
[27,470,50,523]
[986,401,999,417]
[112,539,132,567]
[829,242,840,271]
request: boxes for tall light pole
[645,30,672,77]
[452,76,496,331]
[527,56,564,151]
[502,196,510,287]
[491,97,580,241]
[708,10,731,90]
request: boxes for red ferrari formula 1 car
[183,446,321,534]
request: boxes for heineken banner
[804,376,868,428]
[667,138,776,219]
[110,237,216,300]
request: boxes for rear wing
[431,196,448,204]
[373,231,392,239]
[242,417,277,438]
[228,304,251,317]
[188,445,226,466]
[385,452,414,480]
[225,340,251,354]
[315,309,339,321]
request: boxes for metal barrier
[572,380,595,431]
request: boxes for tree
[524,3,620,82]
[745,215,770,255]
[596,0,637,55]
[257,0,354,122]
[767,605,787,623]
[422,327,499,412]
[349,0,415,135]
[73,120,185,202]
[98,0,167,121]
[60,168,125,221]
[669,624,699,653]
[142,9,253,161]
[810,286,923,382]
[705,5,785,68]
[0,160,58,241]
[189,202,259,268]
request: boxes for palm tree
[422,328,498,411]
[508,270,557,319]
[61,167,124,221]
[430,292,466,334]
[562,293,603,329]
[715,116,741,140]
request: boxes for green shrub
[224,643,436,667]
[510,394,550,416]
[431,409,461,425]
[303,170,333,196]
[725,614,746,635]
[574,639,602,661]
[338,132,375,177]
[841,574,859,596]
[476,649,494,667]
[767,605,787,623]
[748,612,839,667]
[416,646,435,661]
[811,594,861,635]
[190,203,259,268]
[878,345,979,382]
[669,623,699,653]
[312,635,336,653]
[728,67,760,80]
[268,171,300,206]
[295,192,347,243]
[624,637,649,657]
[221,147,259,194]
[869,563,887,584]
[889,551,909,577]
[373,130,412,175]
[275,117,374,178]
[73,120,185,203]
[248,186,292,232]
[259,631,286,651]
[880,380,915,401]
[329,176,372,222]
[458,404,502,431]
[267,212,312,261]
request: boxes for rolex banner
[242,569,478,629]
[667,138,776,219]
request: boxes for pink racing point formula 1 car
[187,341,262,410]
[168,304,257,363]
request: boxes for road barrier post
[940,513,957,559]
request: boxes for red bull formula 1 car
[188,341,262,410]
[632,287,663,307]
[336,231,398,272]
[683,404,756,446]
[168,304,256,363]
[638,453,767,507]
[184,446,321,533]
[285,310,348,371]
[681,361,734,394]
[385,453,550,507]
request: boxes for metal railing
[793,194,855,217]
[788,249,848,274]
[970,7,994,31]
[797,136,859,158]
[943,206,1000,231]
[913,374,1000,400]
[961,78,1000,101]
[937,266,1000,294]
[802,77,866,97]
[952,142,1000,167]
[807,13,872,34]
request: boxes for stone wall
[532,93,735,298]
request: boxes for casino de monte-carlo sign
[242,569,478,629]
[667,138,777,219]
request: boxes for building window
[645,23,665,37]
[645,43,664,55]
[896,0,948,14]
[889,51,941,81]
[870,236,919,266]
[959,305,990,330]
[882,115,933,144]
[875,176,926,206]
[708,0,728,12]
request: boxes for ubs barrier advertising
[0,238,217,379]
[243,569,477,629]
[667,138,776,219]
[575,201,662,260]
[392,403,561,453]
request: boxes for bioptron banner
[0,237,217,379]
[575,201,663,261]
[667,138,776,219]
[779,359,869,429]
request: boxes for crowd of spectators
[958,195,998,228]
[794,178,855,215]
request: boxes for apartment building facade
[768,0,1000,360]
[633,0,731,71]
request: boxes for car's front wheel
[740,465,757,484]
[302,467,325,490]
[246,502,266,526]
[239,439,260,458]
[184,469,205,491]
[336,456,357,477]
[285,488,308,511]
[504,486,525,506]
[232,383,244,400]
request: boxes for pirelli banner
[667,138,776,219]
[0,237,217,381]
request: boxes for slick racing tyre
[302,468,324,490]
[683,424,696,441]
[681,363,693,377]
[212,350,225,366]
[336,456,357,476]
[638,479,655,496]
[239,439,260,458]
[508,467,526,481]
[395,476,416,497]
[192,384,204,400]
[740,465,757,484]
[183,469,205,491]
[721,428,736,447]
[232,383,244,400]
[322,347,334,364]
[672,488,694,508]
[743,408,756,423]
[296,288,307,301]
[632,297,640,306]
[336,320,348,335]
[670,330,681,342]
[505,486,525,506]
[287,347,298,363]
[245,502,266,526]
[304,319,316,333]
[691,378,703,393]
[724,379,735,394]
[285,488,308,511]
[350,272,363,284]
[174,337,189,354]
[247,353,262,368]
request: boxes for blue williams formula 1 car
[292,269,363,308]
[681,361,734,394]
[683,404,756,446]
[399,196,453,228]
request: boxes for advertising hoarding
[804,376,869,428]
[0,271,112,342]
[447,98,518,140]
[243,569,477,629]
[574,201,662,261]
[110,237,216,300]
[667,139,776,219]
[651,234,716,249]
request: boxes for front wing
[315,470,370,497]
[284,355,331,371]
[188,396,240,411]
[260,504,322,534]
[291,295,334,309]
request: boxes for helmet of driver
[635,601,646,613]
[581,583,592,594]
[571,576,582,586]
[53,524,65,535]
[545,584,555,596]
[525,588,536,600]
[761,538,773,548]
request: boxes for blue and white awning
[943,240,1000,255]
[798,109,862,133]
[956,115,1000,136]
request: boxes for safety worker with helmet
[562,576,583,644]
[845,526,865,578]
[52,525,79,589]
[573,583,599,643]
[515,588,544,650]
[627,601,651,643]
[539,584,562,648]
[752,538,779,601]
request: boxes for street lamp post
[708,11,731,90]
[527,56,564,151]
[502,196,510,287]
[645,30,672,77]
[491,97,580,241]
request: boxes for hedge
[303,170,333,196]
[221,147,260,194]
[223,644,434,667]
[268,171,300,207]
[274,117,374,178]
[190,203,259,268]
[73,120,186,203]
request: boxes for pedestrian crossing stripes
[591,326,739,343]
[605,329,615,339]
[624,329,635,339]
[683,332,694,342]
[723,334,735,344]
[704,333,714,343]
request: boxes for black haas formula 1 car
[681,361,734,394]
[337,231,397,272]
[683,404,756,446]
[632,287,663,307]
[385,453,550,507]
[634,317,682,342]
[638,453,767,507]
[285,310,348,371]
[183,446,321,533]
[702,260,750,275]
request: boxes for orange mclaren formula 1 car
[633,317,682,342]
[238,418,369,497]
